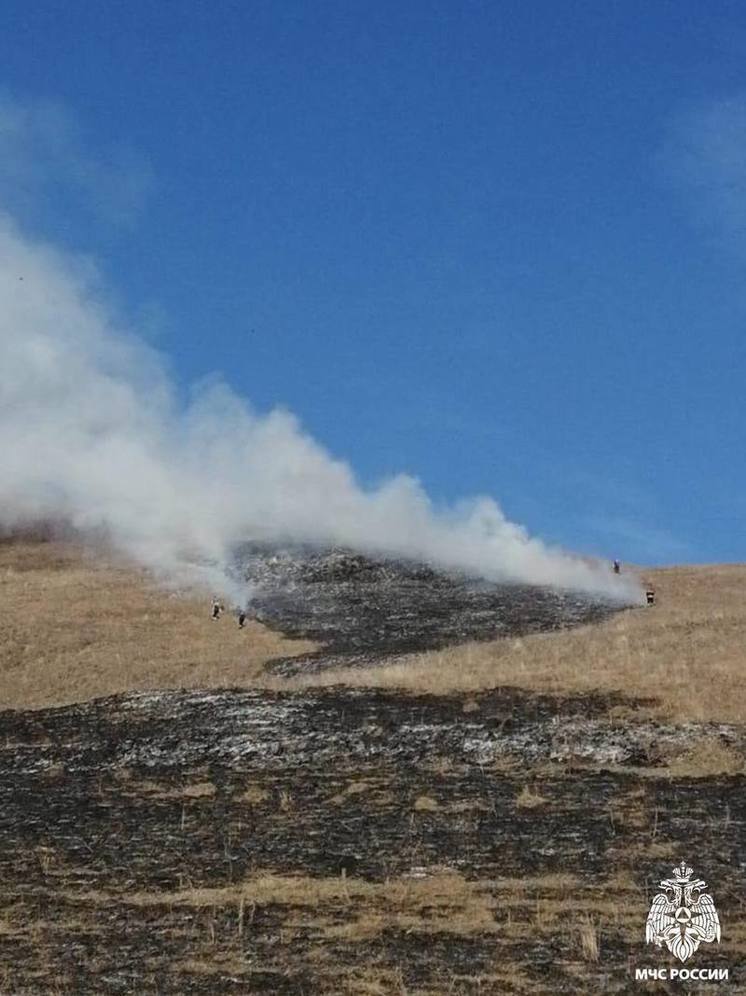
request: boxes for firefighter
[238,609,247,628]
[211,598,222,620]
[646,587,656,606]
[613,559,621,574]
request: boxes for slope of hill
[1,538,745,994]
[298,563,746,724]
[242,543,627,674]
[3,538,745,724]
[0,538,316,710]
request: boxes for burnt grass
[242,546,624,674]
[1,549,745,994]
[2,688,745,994]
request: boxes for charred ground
[1,540,745,994]
[0,686,744,994]
[242,545,624,674]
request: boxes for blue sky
[2,0,745,564]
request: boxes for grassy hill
[1,537,745,993]
[0,538,315,710]
[3,537,746,724]
[314,563,746,725]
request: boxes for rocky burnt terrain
[241,546,626,674]
[0,686,744,994]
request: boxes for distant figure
[612,559,621,574]
[211,598,222,620]
[646,587,656,606]
[238,609,247,628]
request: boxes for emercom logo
[631,861,729,983]
[645,861,721,962]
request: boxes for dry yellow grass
[660,736,746,777]
[295,565,746,722]
[514,785,549,810]
[67,869,497,932]
[20,865,746,991]
[413,794,440,812]
[578,916,600,962]
[4,539,746,723]
[0,538,315,710]
[62,868,608,935]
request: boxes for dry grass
[68,868,493,920]
[62,868,625,942]
[240,784,269,805]
[660,736,746,777]
[4,539,746,723]
[292,565,746,722]
[122,779,217,800]
[0,538,315,710]
[22,866,746,992]
[514,785,548,810]
[413,794,440,812]
[578,916,600,962]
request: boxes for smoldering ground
[240,546,627,674]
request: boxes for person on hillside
[238,609,247,628]
[211,598,222,620]
[613,559,621,574]
[646,587,656,606]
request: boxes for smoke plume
[0,214,639,604]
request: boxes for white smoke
[0,214,640,604]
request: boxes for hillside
[1,538,744,994]
[308,563,746,725]
[0,538,316,710]
[3,538,745,723]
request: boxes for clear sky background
[1,0,745,565]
